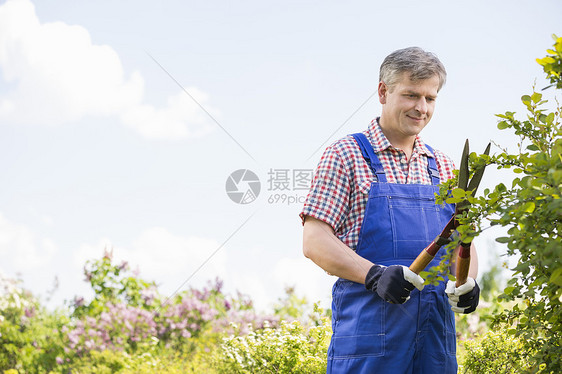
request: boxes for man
[300,47,480,373]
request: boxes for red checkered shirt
[300,118,455,250]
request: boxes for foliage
[460,329,535,374]
[212,306,331,374]
[2,249,328,373]
[272,286,309,320]
[537,34,562,90]
[0,273,68,374]
[64,250,281,361]
[72,249,160,319]
[434,34,562,373]
[62,349,210,374]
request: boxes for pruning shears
[409,140,491,286]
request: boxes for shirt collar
[368,117,434,158]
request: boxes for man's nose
[415,98,428,114]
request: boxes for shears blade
[466,142,491,194]
[458,139,470,190]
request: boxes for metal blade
[458,139,470,190]
[466,142,491,194]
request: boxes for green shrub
[2,252,332,373]
[460,329,534,373]
[65,349,211,374]
[0,274,68,374]
[434,35,562,373]
[212,313,331,374]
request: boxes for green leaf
[452,188,466,199]
[527,144,539,151]
[446,197,462,204]
[504,286,516,295]
[550,268,562,286]
[521,95,532,104]
[497,121,509,130]
[537,56,556,64]
[496,237,510,243]
[522,201,535,213]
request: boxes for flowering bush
[213,305,331,374]
[73,249,161,318]
[59,251,284,370]
[0,273,67,374]
[65,303,158,355]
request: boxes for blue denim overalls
[326,133,457,374]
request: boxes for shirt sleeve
[299,144,352,232]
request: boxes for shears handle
[409,237,446,274]
[455,243,471,287]
[409,216,456,275]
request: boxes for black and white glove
[445,277,480,314]
[365,265,425,304]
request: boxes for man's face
[378,72,440,141]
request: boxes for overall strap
[424,145,441,185]
[351,133,387,183]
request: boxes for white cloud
[0,0,215,140]
[120,90,214,140]
[0,212,57,271]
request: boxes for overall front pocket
[330,281,385,358]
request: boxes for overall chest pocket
[388,195,445,260]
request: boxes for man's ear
[378,81,388,105]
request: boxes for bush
[212,306,331,374]
[1,250,334,373]
[65,349,209,374]
[460,329,534,373]
[434,34,562,373]
[0,273,68,374]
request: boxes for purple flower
[73,296,85,308]
[24,307,35,318]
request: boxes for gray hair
[379,47,447,91]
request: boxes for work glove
[445,277,480,314]
[365,265,425,304]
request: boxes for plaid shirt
[300,118,455,250]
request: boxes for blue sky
[1,0,561,310]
